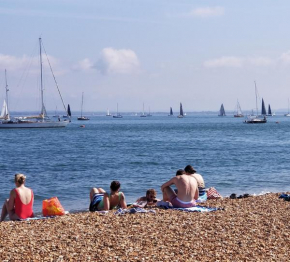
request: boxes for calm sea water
[1,113,290,213]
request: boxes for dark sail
[67,104,71,117]
[180,103,184,116]
[261,99,266,115]
[268,104,272,115]
[170,107,173,115]
[219,103,226,116]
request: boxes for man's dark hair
[176,169,185,176]
[184,165,196,174]
[110,181,121,192]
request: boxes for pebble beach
[1,193,290,261]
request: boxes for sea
[1,113,290,214]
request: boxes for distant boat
[53,106,60,118]
[147,107,152,117]
[140,103,147,117]
[261,98,267,116]
[177,103,184,118]
[77,92,89,121]
[168,107,173,116]
[106,108,111,116]
[113,103,123,118]
[0,40,69,129]
[234,100,244,117]
[245,81,267,124]
[266,104,274,116]
[285,98,290,117]
[218,104,226,116]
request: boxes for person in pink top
[1,173,34,222]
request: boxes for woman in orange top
[1,174,34,222]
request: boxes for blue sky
[1,0,290,113]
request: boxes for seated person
[161,173,198,208]
[134,189,160,207]
[174,169,185,194]
[1,174,34,222]
[89,181,127,211]
[184,165,206,197]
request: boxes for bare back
[175,175,198,202]
[189,173,205,188]
[14,186,32,204]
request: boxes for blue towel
[115,208,156,215]
[279,194,290,201]
[162,205,221,212]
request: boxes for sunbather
[89,181,127,211]
[1,174,34,222]
[161,172,198,208]
[184,165,206,197]
[135,189,160,207]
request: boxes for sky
[1,0,290,114]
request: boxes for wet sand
[1,193,290,261]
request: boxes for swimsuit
[89,192,122,211]
[169,195,196,208]
[198,187,206,197]
[14,188,34,219]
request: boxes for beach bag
[42,197,65,216]
[207,187,222,199]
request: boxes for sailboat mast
[81,92,84,117]
[39,38,45,118]
[4,69,9,112]
[254,81,258,116]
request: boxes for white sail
[0,100,10,120]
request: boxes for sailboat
[261,98,267,116]
[140,103,147,117]
[168,107,173,116]
[266,104,274,116]
[0,70,10,121]
[77,92,89,120]
[244,81,267,124]
[177,103,184,118]
[234,100,244,117]
[113,103,123,118]
[106,108,111,116]
[218,104,226,116]
[0,40,70,129]
[53,106,60,118]
[147,107,152,117]
[284,99,290,117]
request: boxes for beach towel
[207,187,222,199]
[279,194,290,201]
[196,191,207,203]
[114,208,156,215]
[169,206,221,212]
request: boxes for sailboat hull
[0,120,69,128]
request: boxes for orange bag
[42,197,65,216]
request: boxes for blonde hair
[15,173,26,185]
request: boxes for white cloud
[95,48,140,75]
[204,56,244,68]
[73,58,94,71]
[0,54,65,75]
[204,56,275,68]
[187,7,225,18]
[280,50,290,64]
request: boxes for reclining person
[89,181,127,211]
[161,172,198,208]
[134,189,160,207]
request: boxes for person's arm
[161,177,176,192]
[120,193,127,209]
[103,193,110,210]
[8,189,16,212]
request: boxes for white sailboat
[113,103,123,118]
[147,107,152,117]
[106,108,111,116]
[234,100,244,117]
[285,99,290,117]
[77,92,89,120]
[244,81,266,124]
[177,103,184,118]
[0,38,69,128]
[140,103,147,117]
[0,70,10,121]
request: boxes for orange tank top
[14,188,34,219]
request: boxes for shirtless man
[184,165,206,197]
[161,174,198,208]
